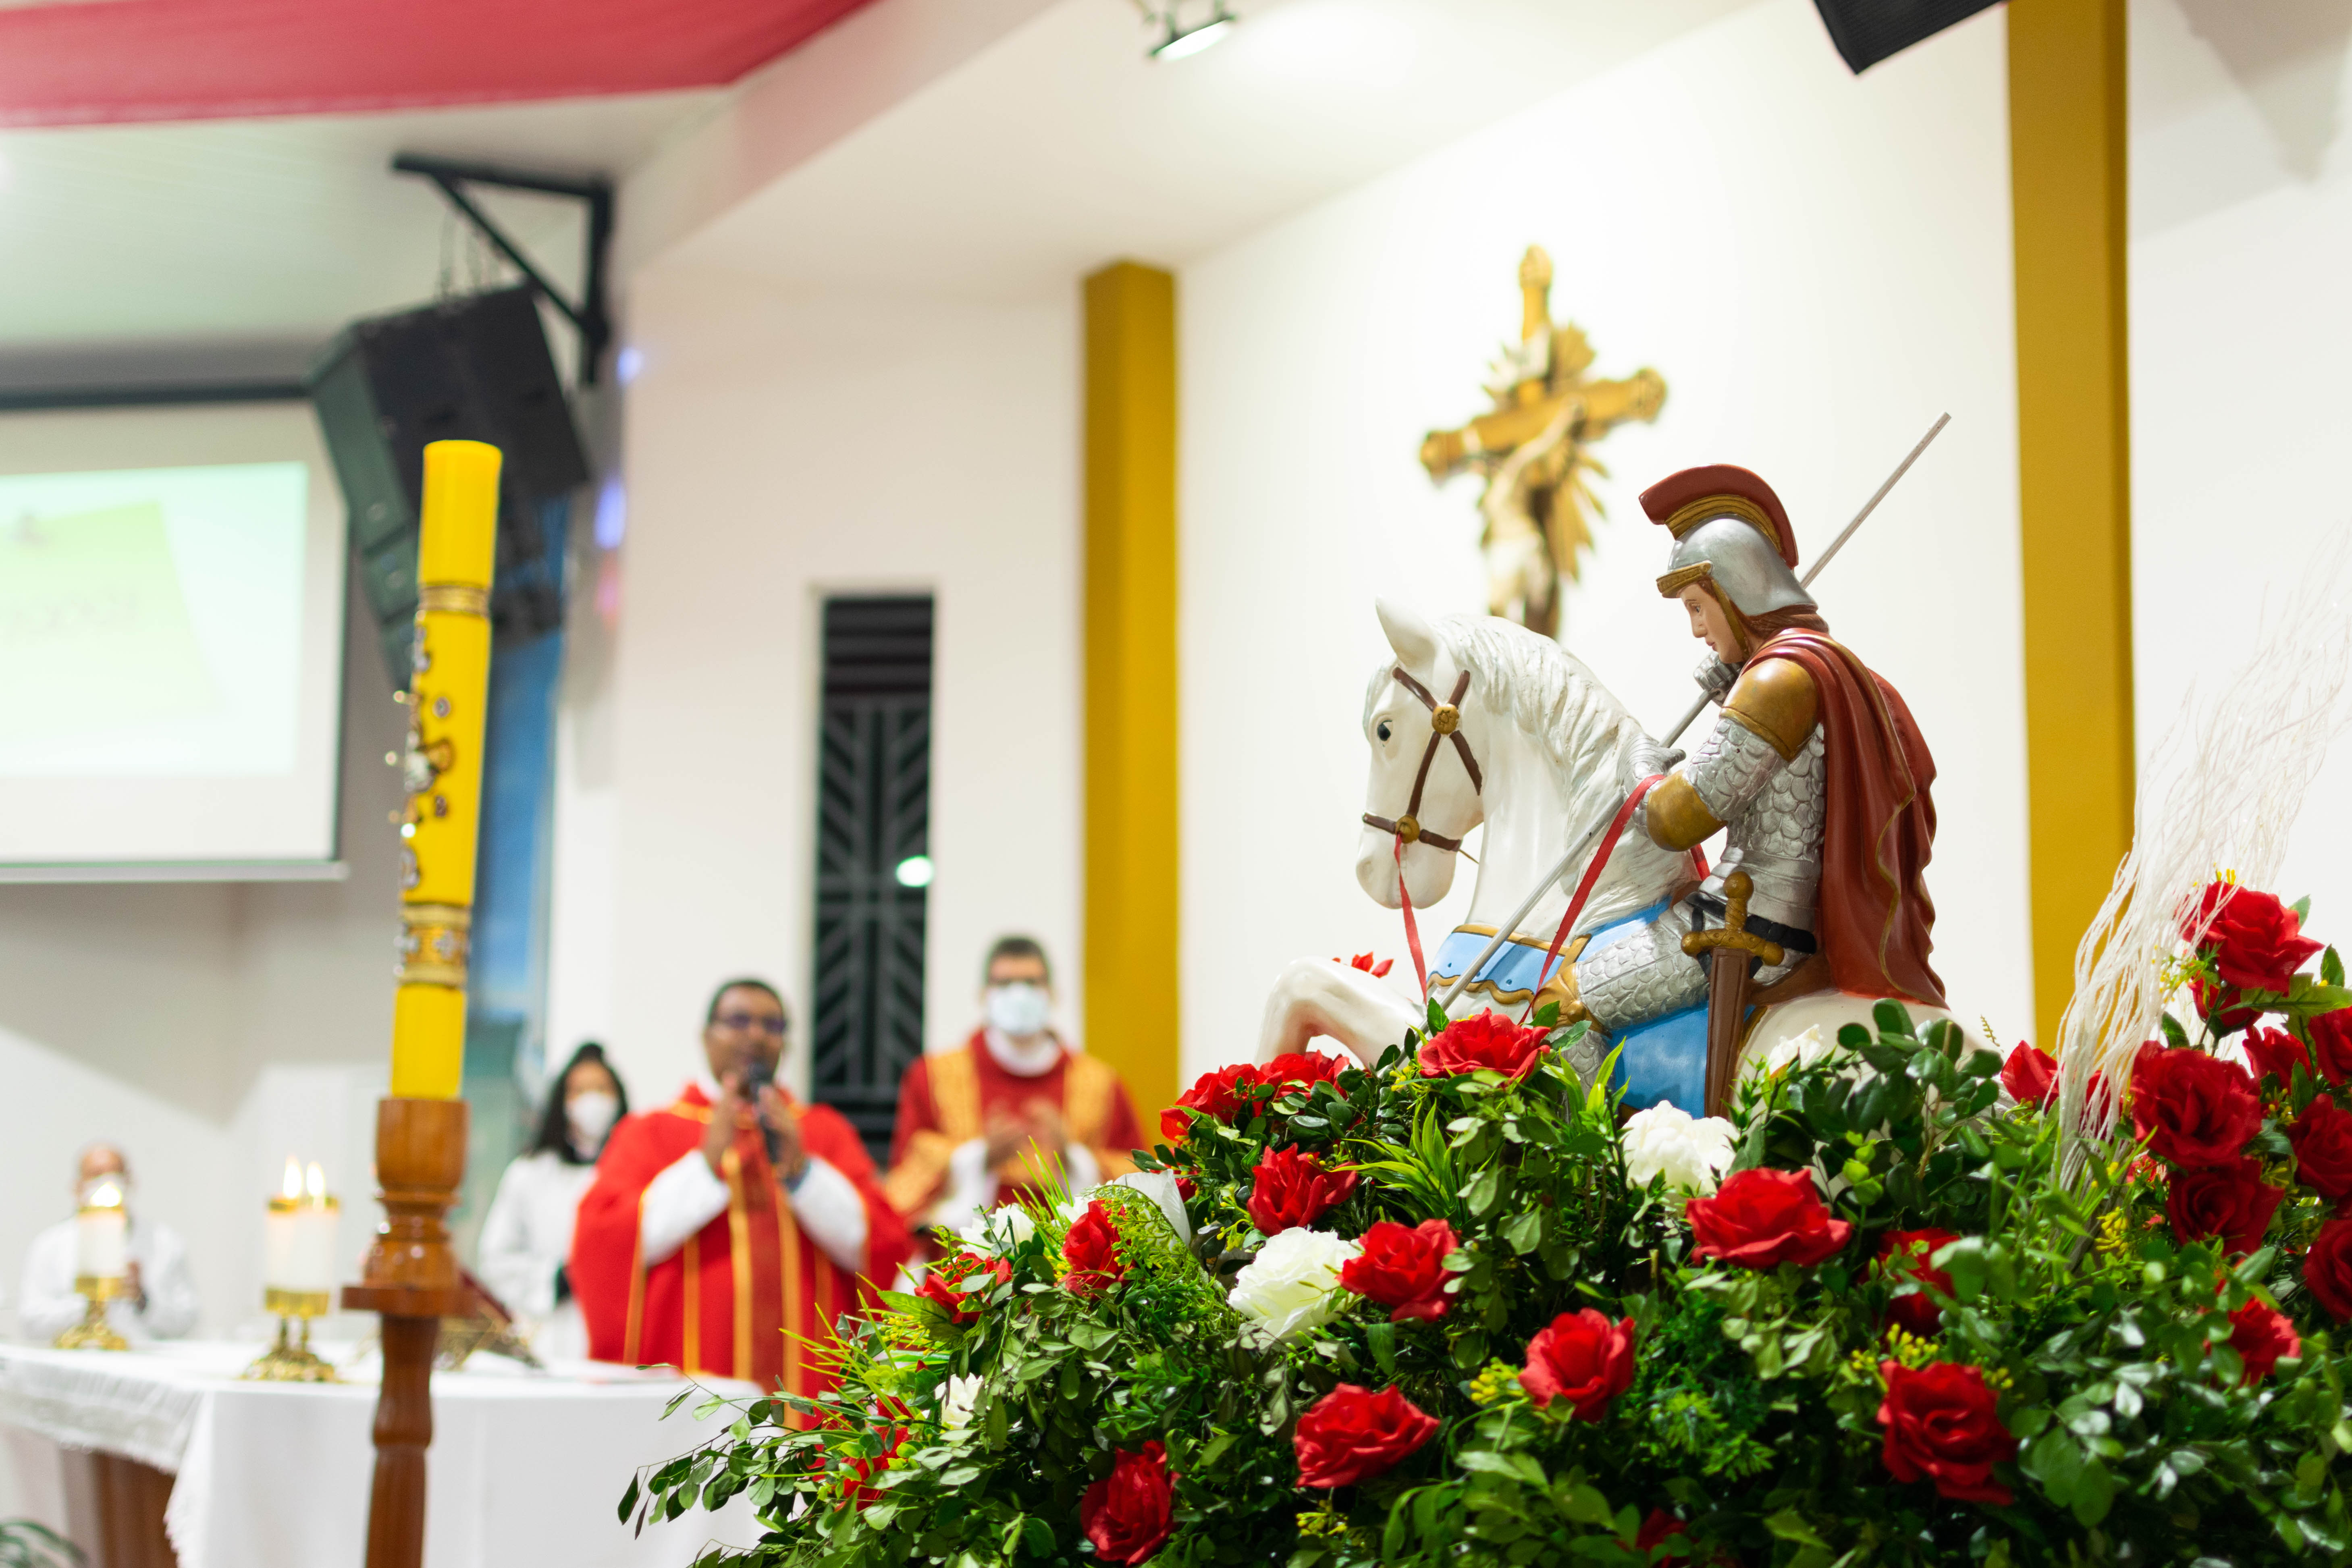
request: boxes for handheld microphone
[741,1058,784,1169]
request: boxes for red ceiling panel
[0,0,880,128]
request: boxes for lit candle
[264,1157,341,1297]
[389,439,501,1101]
[74,1180,127,1284]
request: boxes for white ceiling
[670,0,1765,299]
[0,0,1778,372]
[0,90,722,369]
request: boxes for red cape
[1753,630,1945,1008]
[571,1085,912,1403]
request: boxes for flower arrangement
[627,883,2352,1567]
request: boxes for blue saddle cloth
[1431,901,1706,1114]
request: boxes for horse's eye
[1376,721,1392,743]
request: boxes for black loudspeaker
[1811,0,2001,73]
[310,285,590,686]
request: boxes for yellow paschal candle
[390,440,501,1100]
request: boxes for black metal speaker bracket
[391,152,615,386]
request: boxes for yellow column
[389,441,501,1100]
[1083,262,1181,1128]
[2009,0,2132,1049]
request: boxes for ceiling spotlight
[1139,0,1236,60]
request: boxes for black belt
[1687,891,1818,955]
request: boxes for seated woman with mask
[477,1042,626,1360]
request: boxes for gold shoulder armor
[1722,657,1819,762]
[1643,775,1723,852]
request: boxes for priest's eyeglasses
[714,1012,787,1035]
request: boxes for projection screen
[0,401,348,876]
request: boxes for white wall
[0,593,406,1339]
[1178,0,2030,1082]
[562,266,1083,1102]
[2130,0,2352,924]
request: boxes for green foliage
[0,1522,79,1568]
[630,999,2352,1568]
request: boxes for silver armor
[1687,714,1826,935]
[1575,707,1823,1036]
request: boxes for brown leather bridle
[1361,667,1483,854]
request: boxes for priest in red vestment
[886,936,1147,1239]
[573,979,912,1402]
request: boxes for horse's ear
[1376,599,1440,676]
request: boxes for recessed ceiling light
[1142,1,1236,60]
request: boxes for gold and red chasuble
[573,1084,910,1408]
[885,1032,1145,1223]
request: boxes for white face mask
[567,1091,621,1147]
[985,982,1053,1039]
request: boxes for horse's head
[1357,599,1487,910]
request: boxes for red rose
[1257,1051,1349,1098]
[838,1414,910,1510]
[1338,1218,1461,1321]
[1080,1441,1175,1564]
[2313,1009,2352,1086]
[1418,1011,1549,1080]
[2242,1026,2312,1088]
[1062,1200,1128,1296]
[2227,1297,2300,1384]
[1635,1510,1688,1552]
[1518,1309,1637,1421]
[2165,1157,2284,1256]
[2195,978,2261,1038]
[2001,1044,2057,1108]
[2305,1215,2352,1321]
[1876,1361,2017,1505]
[2291,1096,2352,1203]
[1293,1383,1439,1488]
[1686,1167,1853,1269]
[1161,1063,1255,1140]
[2188,883,2322,996]
[916,1250,1012,1326]
[1878,1228,1962,1338]
[1175,1175,1197,1202]
[1246,1144,1358,1235]
[2132,1045,2263,1168]
[1338,951,1395,978]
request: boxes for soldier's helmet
[1640,463,1815,618]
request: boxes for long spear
[1431,413,1950,1011]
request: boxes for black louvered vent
[810,596,933,1167]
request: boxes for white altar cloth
[0,1342,763,1568]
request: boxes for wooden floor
[58,1448,177,1568]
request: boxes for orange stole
[883,1038,1141,1219]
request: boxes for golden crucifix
[1419,246,1666,638]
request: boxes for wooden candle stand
[343,1096,470,1568]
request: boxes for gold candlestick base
[244,1305,337,1382]
[54,1281,128,1352]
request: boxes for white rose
[1226,1228,1360,1341]
[1751,1023,1844,1083]
[938,1373,982,1430]
[1620,1103,1737,1194]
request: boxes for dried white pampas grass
[2057,559,2352,1153]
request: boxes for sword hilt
[1680,870,1785,968]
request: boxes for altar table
[0,1342,763,1568]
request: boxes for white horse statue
[1257,600,1945,1110]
